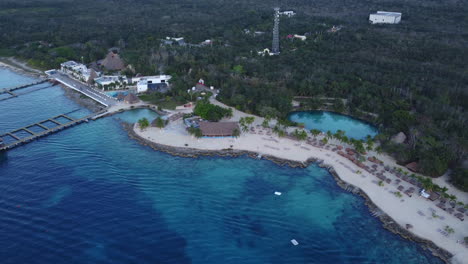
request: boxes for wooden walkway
[0,110,106,151]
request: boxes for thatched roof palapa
[101,51,125,71]
[124,93,139,104]
[87,69,98,84]
[117,93,126,101]
[199,122,239,137]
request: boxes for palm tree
[138,118,150,131]
[366,139,374,151]
[232,128,240,138]
[440,186,448,194]
[154,117,165,129]
[334,129,344,141]
[342,135,349,144]
[449,195,457,203]
[326,130,332,140]
[421,177,434,191]
[375,146,383,154]
[310,129,321,139]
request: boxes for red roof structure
[405,162,419,172]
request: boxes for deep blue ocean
[0,68,442,263]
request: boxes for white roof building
[136,75,172,93]
[60,61,100,83]
[369,11,402,24]
[294,34,307,41]
[280,11,296,17]
[94,75,128,88]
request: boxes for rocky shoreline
[60,85,105,113]
[123,122,453,263]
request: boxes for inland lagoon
[0,69,442,264]
[288,111,378,140]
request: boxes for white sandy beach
[133,100,468,263]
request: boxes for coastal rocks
[391,132,407,144]
[62,86,104,112]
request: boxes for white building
[294,34,307,41]
[94,75,128,89]
[60,61,100,83]
[136,75,172,93]
[280,11,296,17]
[369,11,402,24]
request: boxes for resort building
[369,11,402,24]
[200,40,212,46]
[294,34,307,41]
[94,75,129,90]
[199,122,239,137]
[136,75,172,93]
[162,37,186,46]
[60,61,100,83]
[279,11,296,17]
[258,48,272,56]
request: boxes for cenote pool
[288,111,378,140]
[0,69,441,264]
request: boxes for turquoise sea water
[0,69,442,263]
[0,68,36,89]
[288,111,378,140]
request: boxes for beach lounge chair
[404,190,413,197]
[454,213,464,221]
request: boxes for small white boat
[291,239,299,246]
[274,191,282,196]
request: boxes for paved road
[48,72,116,107]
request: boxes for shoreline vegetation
[123,122,454,263]
[0,57,45,78]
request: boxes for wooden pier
[0,110,106,151]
